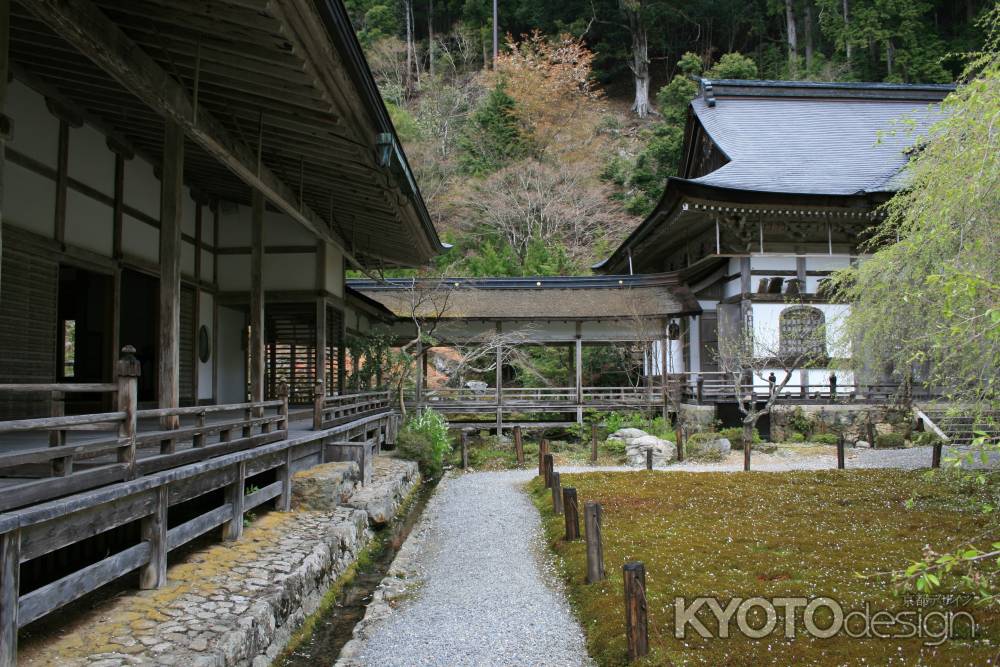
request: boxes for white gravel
[353,470,593,667]
[348,444,996,666]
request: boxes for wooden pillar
[54,119,69,246]
[139,486,168,589]
[316,241,327,393]
[0,528,19,667]
[414,339,424,409]
[495,331,503,433]
[659,320,669,422]
[249,190,265,407]
[0,0,8,296]
[158,121,184,429]
[575,337,583,425]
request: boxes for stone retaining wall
[20,457,421,667]
[770,404,913,444]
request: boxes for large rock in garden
[291,462,359,511]
[608,428,648,442]
[701,437,731,456]
[625,434,676,466]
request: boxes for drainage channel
[276,481,436,666]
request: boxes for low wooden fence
[0,376,397,665]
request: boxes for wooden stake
[623,562,649,661]
[646,448,653,471]
[551,471,563,515]
[591,422,598,463]
[538,438,549,477]
[932,441,942,469]
[543,453,554,488]
[837,433,845,469]
[461,430,469,469]
[676,424,685,462]
[563,487,579,540]
[585,502,605,583]
[513,425,524,467]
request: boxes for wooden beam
[249,190,264,405]
[22,0,356,263]
[158,121,184,429]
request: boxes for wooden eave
[11,0,441,267]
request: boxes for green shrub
[813,433,840,445]
[397,408,451,477]
[603,438,626,457]
[786,407,815,438]
[787,432,806,443]
[876,432,906,449]
[717,427,761,445]
[913,432,944,447]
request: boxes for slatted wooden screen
[179,286,196,405]
[265,303,316,404]
[0,231,58,418]
[326,305,343,394]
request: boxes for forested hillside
[346,0,993,276]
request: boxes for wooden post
[646,448,653,471]
[495,330,503,433]
[157,121,184,430]
[659,328,669,422]
[575,337,583,420]
[0,0,8,314]
[313,381,324,430]
[932,442,942,469]
[48,391,65,447]
[513,425,524,467]
[623,562,649,661]
[414,339,424,411]
[223,460,246,541]
[460,430,469,469]
[0,528,20,667]
[591,422,599,463]
[563,487,579,540]
[117,345,140,479]
[866,420,876,449]
[837,432,845,469]
[192,410,206,447]
[139,486,168,589]
[538,439,549,478]
[584,502,605,584]
[277,382,289,430]
[696,377,704,403]
[250,189,265,412]
[543,453,554,488]
[277,446,293,511]
[551,471,563,515]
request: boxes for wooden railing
[412,386,661,406]
[312,386,392,430]
[0,408,397,665]
[677,372,944,405]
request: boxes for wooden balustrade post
[277,446,293,511]
[139,486,168,589]
[0,528,20,667]
[48,390,65,447]
[313,381,324,431]
[117,345,140,479]
[551,471,563,515]
[278,382,289,430]
[623,562,649,661]
[513,425,524,467]
[192,411,206,447]
[563,487,579,540]
[543,453,554,489]
[837,433,846,469]
[584,502,605,584]
[223,460,246,541]
[591,422,598,463]
[242,408,252,438]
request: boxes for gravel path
[352,470,593,667]
[347,444,997,666]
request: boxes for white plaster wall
[264,209,313,245]
[723,257,743,298]
[751,302,851,358]
[217,203,249,247]
[805,255,851,292]
[65,190,113,256]
[198,292,214,401]
[68,123,115,196]
[216,255,250,291]
[181,240,196,278]
[753,368,856,393]
[7,81,59,168]
[124,156,160,219]
[326,247,344,298]
[217,305,246,403]
[122,215,159,264]
[181,194,196,238]
[201,249,214,281]
[265,253,314,291]
[5,162,55,237]
[689,314,702,374]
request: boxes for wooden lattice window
[779,306,825,359]
[265,303,316,404]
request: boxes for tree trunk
[885,40,894,78]
[785,0,798,77]
[804,2,814,72]
[620,0,652,118]
[742,419,754,471]
[843,0,852,59]
[404,0,414,93]
[428,0,434,79]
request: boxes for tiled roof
[689,79,952,195]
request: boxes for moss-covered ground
[529,470,1000,665]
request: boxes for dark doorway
[58,265,114,413]
[119,268,159,404]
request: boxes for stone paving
[19,457,420,667]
